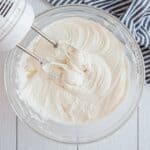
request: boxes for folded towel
[48,0,150,83]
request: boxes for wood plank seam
[137,107,139,150]
[16,116,18,150]
[77,143,79,150]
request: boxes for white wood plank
[139,86,150,150]
[79,110,138,150]
[18,120,77,150]
[0,52,16,150]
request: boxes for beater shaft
[31,25,57,48]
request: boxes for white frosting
[17,17,129,124]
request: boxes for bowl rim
[4,4,145,144]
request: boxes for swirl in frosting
[17,17,129,124]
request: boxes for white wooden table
[0,0,150,149]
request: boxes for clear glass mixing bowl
[4,5,144,143]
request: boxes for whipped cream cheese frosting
[17,17,129,124]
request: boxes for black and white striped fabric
[48,0,150,83]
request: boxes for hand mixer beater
[0,0,81,83]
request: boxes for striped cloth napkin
[48,0,150,83]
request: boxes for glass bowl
[4,5,144,144]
